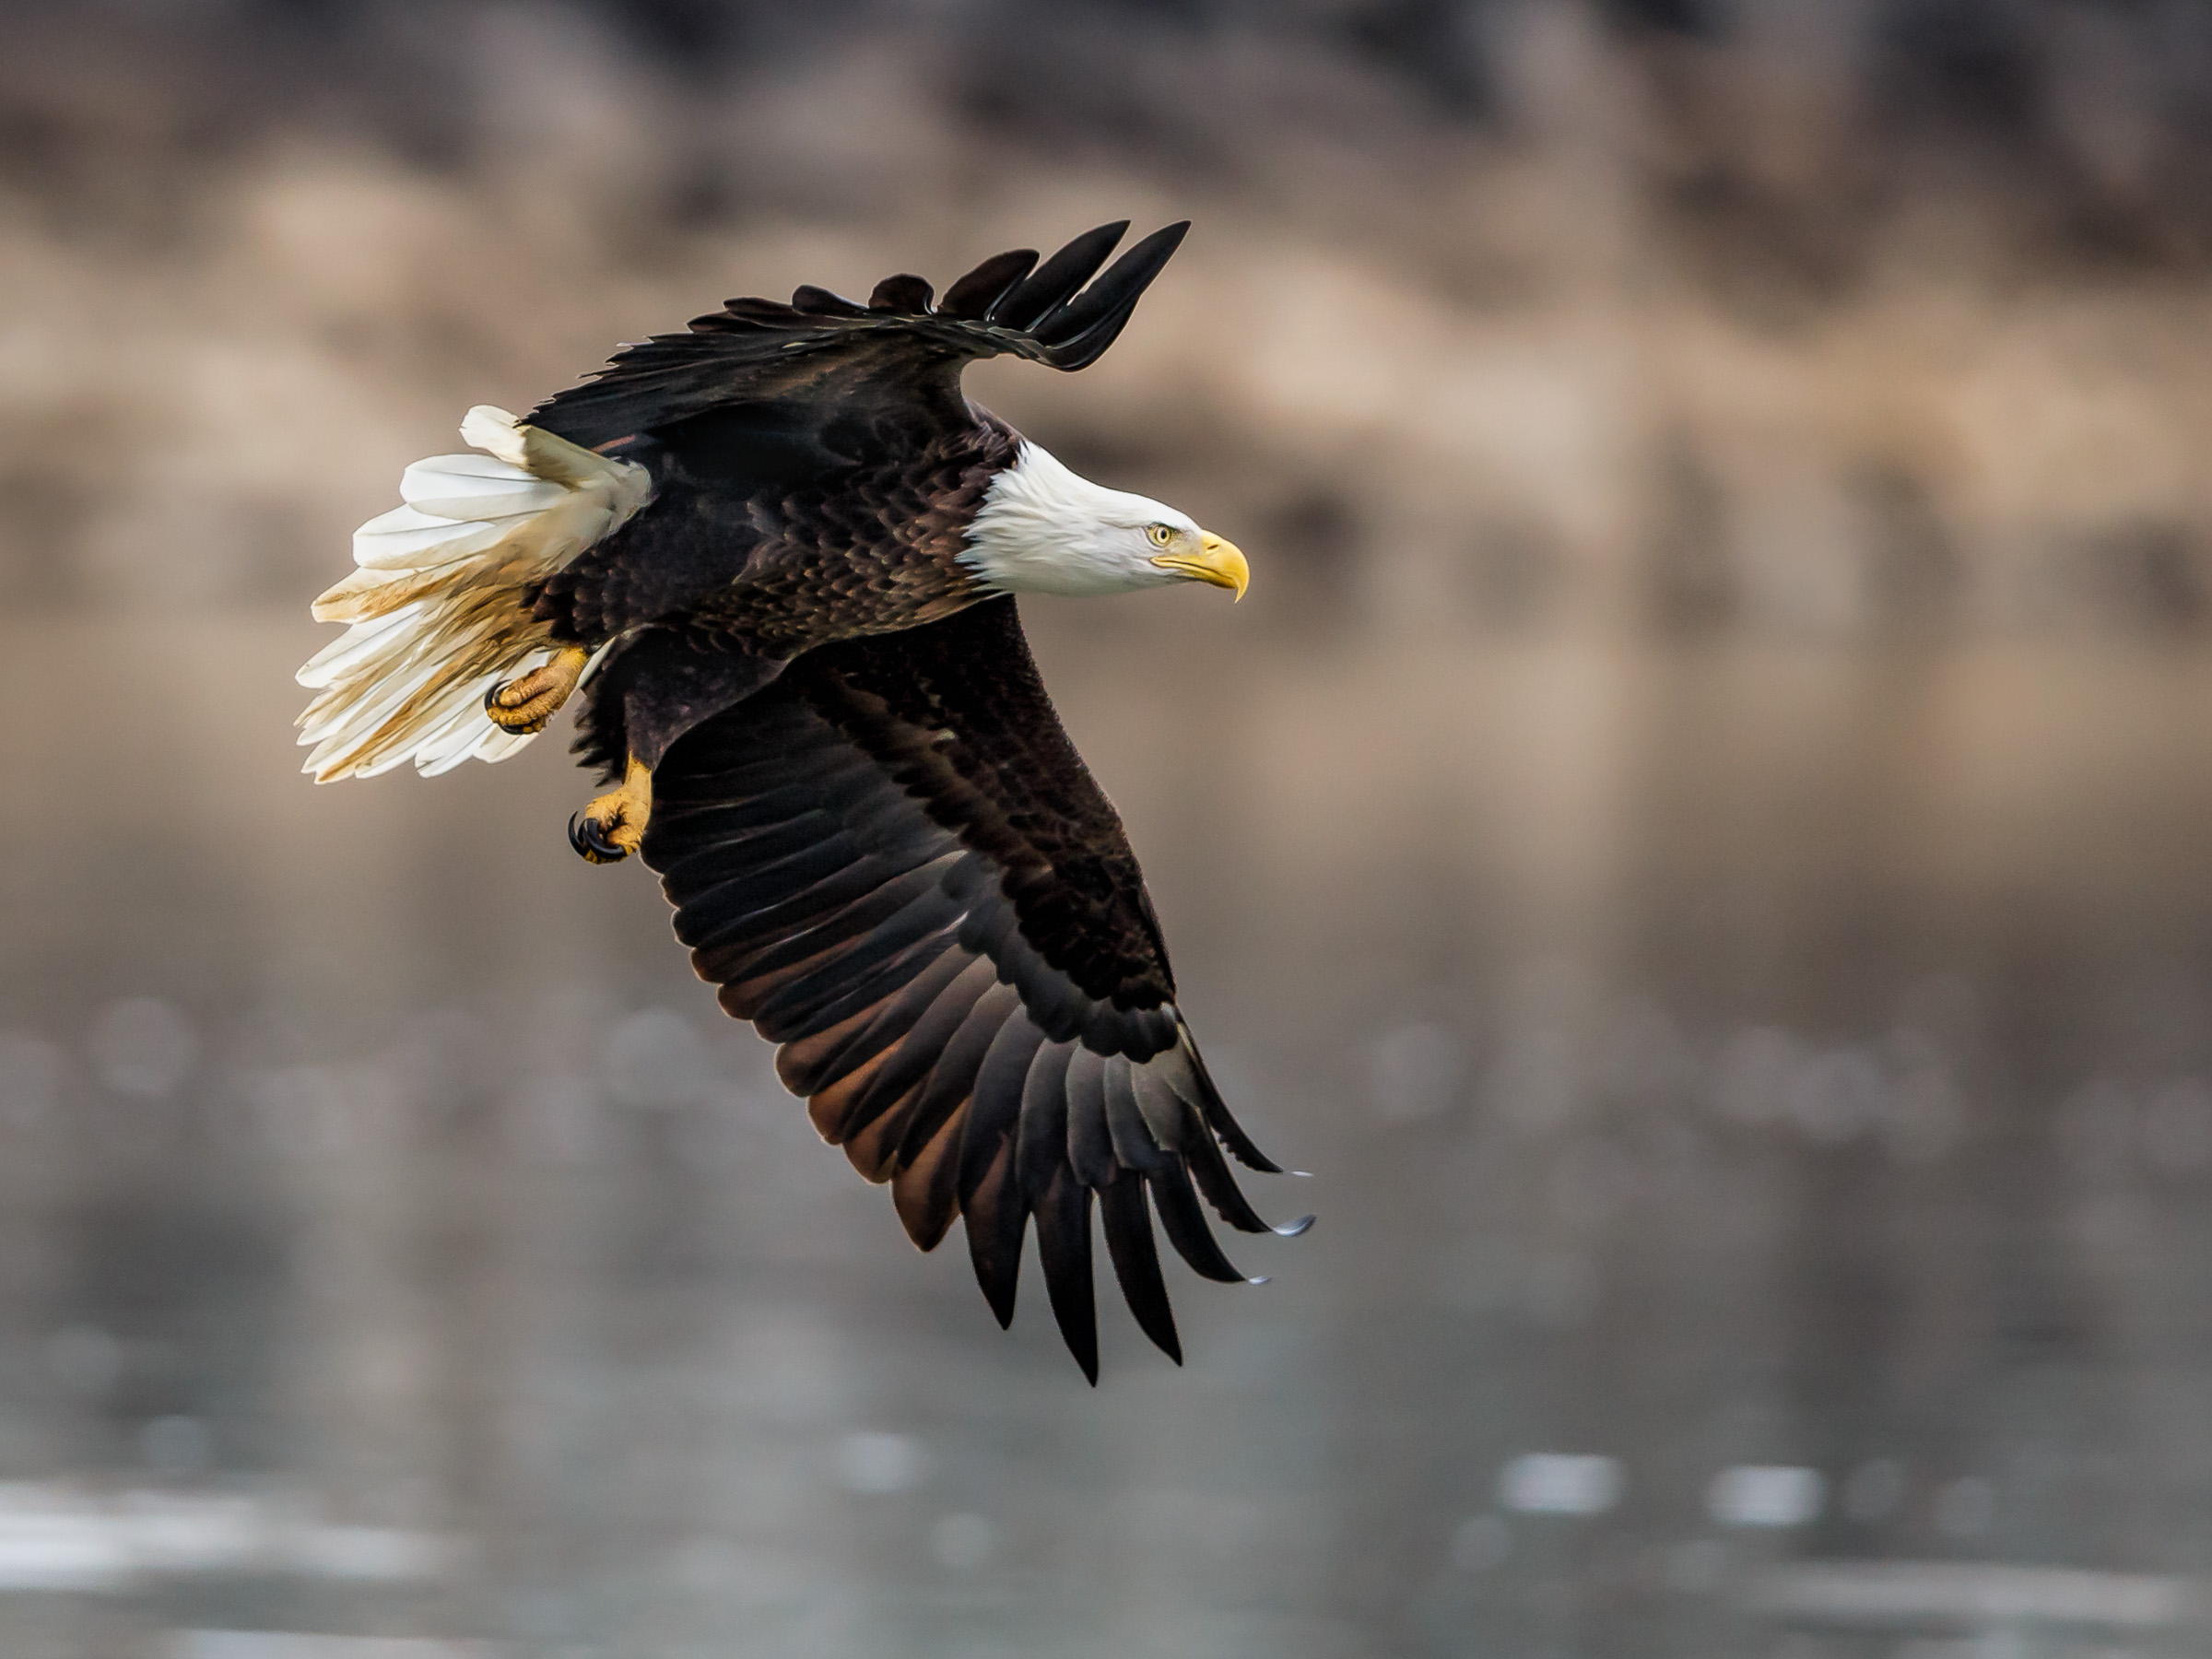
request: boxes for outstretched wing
[641,597,1306,1381]
[527,220,1189,454]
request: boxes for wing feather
[1033,1169,1100,1383]
[824,956,999,1150]
[958,1012,1049,1328]
[1063,1046,1120,1190]
[889,1100,968,1252]
[528,222,1190,451]
[780,940,977,1099]
[960,1136,1028,1329]
[640,598,1297,1377]
[1144,1161,1253,1286]
[722,873,965,987]
[938,248,1039,321]
[1030,223,1193,368]
[989,222,1130,330]
[1102,1054,1173,1174]
[1100,1175,1181,1364]
[896,982,1023,1173]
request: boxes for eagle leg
[569,754,653,865]
[487,645,592,734]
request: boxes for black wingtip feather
[959,1018,1044,1330]
[868,274,935,314]
[1145,1161,1248,1285]
[1034,1171,1100,1383]
[1100,1175,1182,1364]
[989,221,1128,331]
[1182,1112,1279,1235]
[790,284,870,317]
[940,248,1038,320]
[960,1146,1025,1330]
[1032,221,1191,362]
[1179,1034,1285,1174]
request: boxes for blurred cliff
[8,0,2212,640]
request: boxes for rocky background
[9,0,2212,639]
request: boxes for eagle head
[959,441,1248,601]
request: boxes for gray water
[3,608,2211,1658]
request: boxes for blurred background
[6,0,2212,1654]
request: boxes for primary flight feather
[296,220,1307,1381]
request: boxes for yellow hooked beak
[1150,531,1250,601]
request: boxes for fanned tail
[295,406,649,782]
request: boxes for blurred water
[3,609,2212,1656]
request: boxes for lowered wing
[639,596,1306,1381]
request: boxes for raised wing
[640,596,1306,1381]
[528,221,1190,454]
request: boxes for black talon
[487,679,549,735]
[568,811,628,865]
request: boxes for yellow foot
[486,645,592,735]
[569,756,652,865]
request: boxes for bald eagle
[296,222,1306,1380]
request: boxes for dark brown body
[500,222,1302,1380]
[532,416,1016,776]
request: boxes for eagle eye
[1145,524,1174,547]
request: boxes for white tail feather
[296,406,649,782]
[350,504,521,571]
[399,454,565,521]
[295,604,425,688]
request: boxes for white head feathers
[959,441,1204,597]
